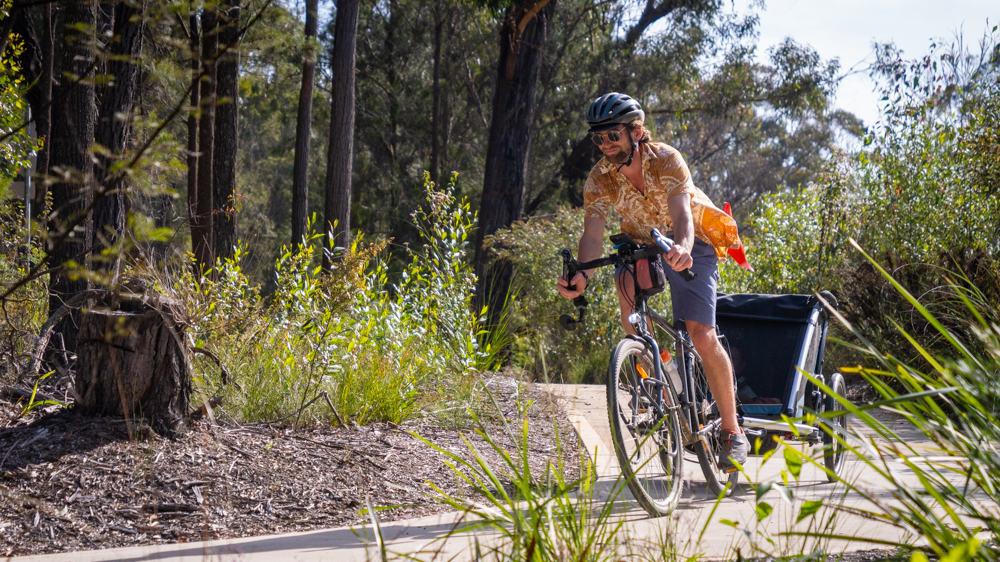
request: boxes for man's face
[596,126,632,165]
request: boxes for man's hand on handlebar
[664,244,693,272]
[556,272,588,299]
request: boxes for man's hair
[628,117,652,143]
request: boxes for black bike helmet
[586,92,644,133]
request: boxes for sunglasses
[591,126,626,146]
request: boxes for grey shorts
[617,234,719,327]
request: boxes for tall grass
[784,240,1000,560]
[382,240,1000,561]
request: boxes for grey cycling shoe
[718,430,749,472]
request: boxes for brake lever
[650,229,697,282]
[559,248,588,331]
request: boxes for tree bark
[75,306,191,436]
[473,0,557,321]
[186,13,200,259]
[213,0,240,261]
[322,0,360,268]
[47,0,97,354]
[93,0,147,275]
[192,6,217,271]
[429,4,443,185]
[290,0,318,249]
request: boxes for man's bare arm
[557,216,605,298]
[666,193,694,271]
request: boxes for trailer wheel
[822,373,849,481]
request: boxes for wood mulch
[0,377,580,557]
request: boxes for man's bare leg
[615,277,739,435]
[685,319,739,434]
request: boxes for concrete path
[10,384,967,561]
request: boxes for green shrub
[487,207,648,384]
[159,174,495,425]
[735,30,1000,367]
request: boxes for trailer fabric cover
[716,293,823,322]
[715,292,835,415]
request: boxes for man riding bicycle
[556,92,749,470]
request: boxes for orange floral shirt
[583,142,741,259]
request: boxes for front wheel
[822,372,849,481]
[607,338,683,517]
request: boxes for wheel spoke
[607,340,683,516]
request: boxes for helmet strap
[617,127,638,172]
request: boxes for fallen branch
[321,390,346,427]
[1,386,59,405]
[189,396,224,420]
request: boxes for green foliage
[0,199,47,386]
[487,207,648,384]
[164,176,493,425]
[413,393,633,562]
[0,27,41,180]
[735,27,1000,365]
[791,243,1000,561]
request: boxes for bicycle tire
[687,351,739,498]
[607,338,683,517]
[822,372,849,481]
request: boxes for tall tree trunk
[31,1,54,220]
[322,0,360,269]
[48,0,97,353]
[290,0,318,248]
[192,6,217,270]
[212,0,240,261]
[473,0,557,321]
[429,4,443,185]
[93,0,147,277]
[186,13,199,258]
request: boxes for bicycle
[559,228,745,516]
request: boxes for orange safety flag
[723,203,753,272]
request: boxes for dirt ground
[0,377,579,557]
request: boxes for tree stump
[75,306,191,436]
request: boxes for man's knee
[685,320,718,351]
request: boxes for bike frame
[568,246,715,447]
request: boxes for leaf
[755,501,773,521]
[755,481,772,501]
[783,447,802,480]
[774,484,793,505]
[796,500,823,523]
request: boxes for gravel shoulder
[0,378,579,557]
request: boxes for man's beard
[608,145,631,165]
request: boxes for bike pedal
[723,467,739,474]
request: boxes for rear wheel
[688,352,739,497]
[822,372,849,481]
[607,339,683,517]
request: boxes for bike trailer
[715,291,838,419]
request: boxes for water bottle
[661,349,683,393]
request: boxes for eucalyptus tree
[323,0,361,268]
